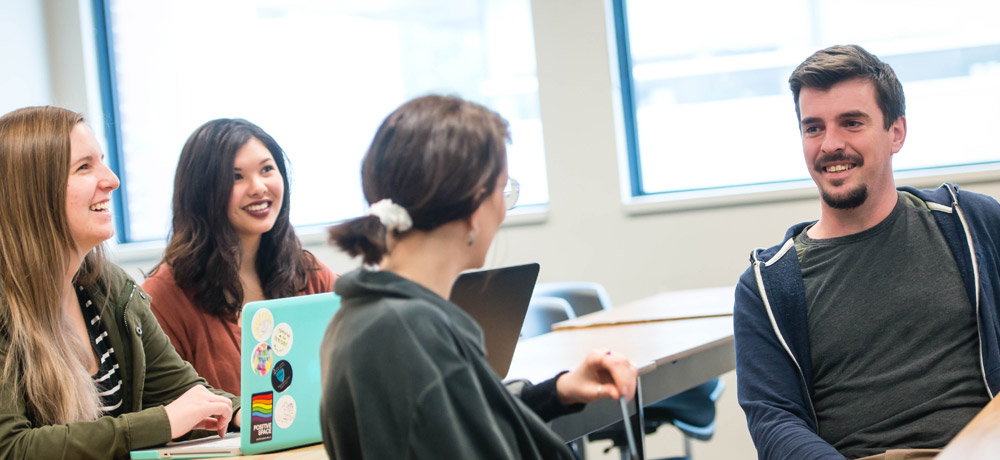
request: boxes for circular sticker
[271,360,293,393]
[275,395,296,429]
[251,342,274,376]
[251,308,274,342]
[271,323,293,356]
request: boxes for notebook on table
[449,263,540,378]
[131,292,341,459]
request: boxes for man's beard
[820,184,868,210]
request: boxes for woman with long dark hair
[321,95,637,459]
[144,119,336,395]
[0,106,238,459]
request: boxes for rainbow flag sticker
[250,392,273,443]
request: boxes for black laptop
[449,263,540,378]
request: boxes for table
[551,286,734,331]
[200,287,737,459]
[936,396,1000,459]
[506,286,736,455]
[235,443,326,459]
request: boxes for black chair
[532,282,725,460]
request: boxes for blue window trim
[90,0,130,242]
[612,2,1000,201]
[611,0,643,197]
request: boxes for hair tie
[367,199,413,233]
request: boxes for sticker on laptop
[275,395,296,429]
[251,308,274,341]
[271,360,293,393]
[271,322,293,356]
[250,392,273,443]
[251,342,274,376]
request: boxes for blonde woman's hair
[0,106,106,424]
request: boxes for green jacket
[0,264,240,460]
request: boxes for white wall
[0,0,52,112]
[1,0,106,137]
[13,0,1000,458]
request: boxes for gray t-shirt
[795,191,990,459]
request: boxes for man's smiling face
[798,78,905,210]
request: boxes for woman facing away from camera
[0,106,238,460]
[143,119,337,396]
[321,95,638,459]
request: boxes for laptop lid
[449,263,539,378]
[239,292,340,455]
[130,292,340,459]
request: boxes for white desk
[507,286,736,453]
[936,396,1000,459]
[200,287,737,460]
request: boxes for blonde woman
[0,106,239,459]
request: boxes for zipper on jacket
[945,184,994,399]
[752,248,820,425]
[123,284,136,332]
[123,283,145,409]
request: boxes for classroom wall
[7,1,1000,459]
[0,0,52,111]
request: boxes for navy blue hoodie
[734,183,1000,459]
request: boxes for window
[95,0,548,243]
[615,0,1000,197]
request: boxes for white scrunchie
[367,199,413,233]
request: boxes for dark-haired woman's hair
[155,118,314,319]
[329,95,509,265]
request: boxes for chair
[532,282,613,317]
[521,296,576,338]
[647,379,726,457]
[535,282,724,460]
[588,379,726,460]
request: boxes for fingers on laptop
[164,385,234,438]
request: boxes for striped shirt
[76,285,125,417]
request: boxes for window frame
[92,0,130,242]
[90,0,552,245]
[611,0,1000,213]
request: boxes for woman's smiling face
[227,137,284,244]
[66,122,120,253]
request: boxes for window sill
[111,205,551,263]
[502,204,549,227]
[108,240,166,265]
[293,205,548,246]
[623,164,1000,216]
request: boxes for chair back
[532,282,612,316]
[520,296,575,338]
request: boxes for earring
[467,230,477,246]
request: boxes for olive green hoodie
[0,264,240,460]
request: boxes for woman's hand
[556,349,638,405]
[163,385,234,438]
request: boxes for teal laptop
[131,292,341,458]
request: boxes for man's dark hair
[789,44,905,130]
